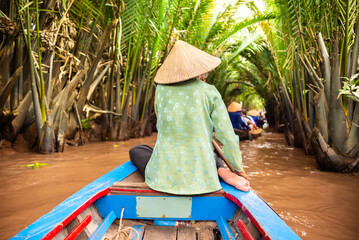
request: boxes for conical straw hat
[227,102,242,112]
[247,109,259,116]
[154,40,221,84]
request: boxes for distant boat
[12,161,300,240]
[234,128,262,141]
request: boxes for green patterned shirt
[145,79,243,195]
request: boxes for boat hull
[234,128,262,141]
[12,161,300,240]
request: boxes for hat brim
[227,102,242,112]
[154,40,221,84]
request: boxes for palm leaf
[210,13,275,51]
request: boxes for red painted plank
[64,215,92,240]
[236,219,255,240]
[224,193,271,240]
[109,187,225,196]
[110,188,159,194]
[42,188,109,240]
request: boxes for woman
[130,40,250,195]
[241,109,258,130]
[227,102,250,131]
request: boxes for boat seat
[111,171,225,197]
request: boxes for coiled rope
[106,208,140,240]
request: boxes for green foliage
[262,0,359,161]
[3,0,296,153]
[81,117,92,130]
[234,85,265,110]
[338,74,359,102]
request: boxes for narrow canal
[0,130,358,239]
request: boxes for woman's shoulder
[196,80,219,94]
[156,80,219,96]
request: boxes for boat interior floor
[109,171,264,240]
[56,171,264,240]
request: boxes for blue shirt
[228,111,250,130]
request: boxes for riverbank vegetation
[267,0,359,172]
[0,0,358,172]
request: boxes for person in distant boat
[129,40,250,195]
[247,109,265,128]
[241,110,258,130]
[227,102,250,131]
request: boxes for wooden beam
[64,215,92,240]
[88,211,117,240]
[216,216,235,240]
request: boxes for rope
[105,208,140,240]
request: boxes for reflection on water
[0,130,358,239]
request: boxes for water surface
[0,130,358,239]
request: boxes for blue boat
[12,161,301,240]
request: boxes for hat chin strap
[201,75,206,82]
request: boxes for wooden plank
[177,226,196,240]
[221,181,301,240]
[88,211,117,240]
[52,228,68,240]
[245,220,261,240]
[76,204,103,238]
[197,228,214,240]
[13,161,137,240]
[142,225,177,240]
[128,225,145,240]
[236,220,255,240]
[64,215,92,240]
[112,171,224,197]
[120,171,145,183]
[110,189,174,196]
[102,223,121,240]
[112,182,150,189]
[110,186,225,197]
[216,216,235,240]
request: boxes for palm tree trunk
[294,108,308,153]
[308,91,314,129]
[313,89,329,142]
[281,83,294,132]
[329,31,349,152]
[311,128,359,172]
[317,32,331,103]
[77,24,112,113]
[40,114,54,154]
[0,66,22,108]
[11,91,32,135]
[0,45,12,96]
[10,39,21,110]
[99,84,109,141]
[113,66,122,138]
[24,4,43,143]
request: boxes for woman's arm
[210,88,243,172]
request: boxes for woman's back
[145,80,243,195]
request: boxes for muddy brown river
[0,130,358,239]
